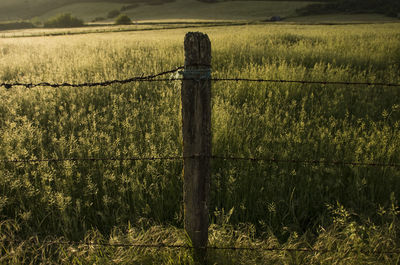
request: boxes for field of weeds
[0,23,399,264]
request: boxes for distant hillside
[297,0,400,17]
[0,0,171,21]
[0,0,63,20]
[1,0,398,22]
[0,0,315,22]
[40,0,314,21]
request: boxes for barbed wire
[211,155,400,168]
[2,55,399,259]
[152,77,400,87]
[0,67,184,89]
[1,154,399,168]
[2,67,400,89]
[0,155,184,164]
[134,78,400,87]
[209,78,400,87]
[3,238,399,254]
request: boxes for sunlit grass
[0,21,245,38]
[0,23,399,263]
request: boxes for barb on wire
[0,67,184,89]
[211,155,400,168]
[3,238,400,254]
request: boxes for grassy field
[39,0,314,22]
[2,0,398,24]
[0,0,54,9]
[0,0,314,22]
[0,22,246,38]
[0,23,400,264]
[39,1,127,22]
[0,0,64,21]
[285,13,400,23]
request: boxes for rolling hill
[0,0,315,22]
[0,0,398,23]
[38,0,315,22]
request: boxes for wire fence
[1,66,400,89]
[0,156,183,164]
[3,238,400,254]
[0,67,184,89]
[210,78,400,87]
[1,155,399,169]
[1,66,400,255]
[1,67,399,174]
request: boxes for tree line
[297,0,400,17]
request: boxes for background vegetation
[297,0,400,17]
[43,13,84,28]
[0,23,399,263]
[0,21,34,31]
[115,14,132,25]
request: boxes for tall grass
[0,23,399,263]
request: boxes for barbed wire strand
[130,77,400,87]
[3,239,400,254]
[1,155,399,168]
[0,67,184,89]
[209,78,400,87]
[103,78,400,87]
[0,156,184,163]
[1,67,400,89]
[2,68,400,256]
[211,155,400,168]
[131,78,400,87]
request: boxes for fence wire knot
[179,69,211,81]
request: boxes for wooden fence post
[181,32,212,264]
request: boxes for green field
[1,0,398,25]
[0,0,65,21]
[39,0,314,21]
[0,0,314,22]
[285,13,400,23]
[0,22,244,38]
[0,23,400,264]
[39,1,128,22]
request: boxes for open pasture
[0,21,244,38]
[39,0,313,21]
[0,0,314,22]
[0,23,400,264]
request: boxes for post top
[184,32,211,68]
[185,31,209,38]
